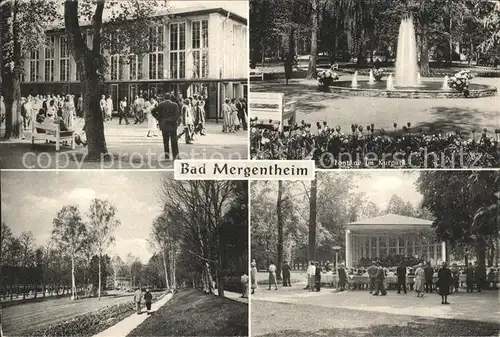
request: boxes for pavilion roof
[347,213,433,228]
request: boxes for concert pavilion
[345,214,446,267]
[19,6,248,119]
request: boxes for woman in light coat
[414,263,426,297]
[146,98,159,137]
[251,261,258,294]
[222,98,232,133]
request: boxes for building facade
[20,7,248,119]
[345,214,446,268]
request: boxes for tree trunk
[448,17,453,64]
[308,179,317,262]
[98,254,102,300]
[419,0,430,76]
[1,0,23,140]
[306,0,319,79]
[276,181,284,280]
[71,256,76,300]
[161,250,170,289]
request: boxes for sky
[1,171,172,263]
[353,171,422,210]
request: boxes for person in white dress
[268,262,278,290]
[105,95,113,121]
[146,97,159,137]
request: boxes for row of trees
[251,171,499,280]
[1,0,167,156]
[250,0,500,78]
[1,198,120,301]
[150,180,248,297]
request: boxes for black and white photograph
[1,171,249,336]
[250,171,500,336]
[249,0,500,168]
[0,0,249,169]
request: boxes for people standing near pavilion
[337,263,347,291]
[62,95,75,130]
[194,95,206,136]
[230,98,240,131]
[151,94,180,161]
[373,262,387,296]
[451,263,460,293]
[437,262,452,304]
[222,98,232,132]
[425,262,434,293]
[397,260,407,294]
[315,262,322,291]
[307,261,316,291]
[180,98,194,144]
[118,97,130,125]
[414,263,425,297]
[466,262,475,292]
[367,261,378,294]
[99,95,107,121]
[268,261,278,291]
[282,260,291,287]
[251,260,258,294]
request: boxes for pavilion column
[441,242,446,262]
[376,236,380,258]
[396,237,400,255]
[412,237,416,256]
[362,236,366,259]
[386,236,389,256]
[345,230,352,268]
[434,243,438,262]
[368,237,372,259]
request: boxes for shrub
[222,276,242,293]
[250,119,500,168]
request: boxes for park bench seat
[32,121,76,151]
[250,92,297,131]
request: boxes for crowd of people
[252,258,498,305]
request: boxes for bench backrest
[250,92,297,131]
[33,121,60,133]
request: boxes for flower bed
[341,67,500,78]
[250,119,500,168]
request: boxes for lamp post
[332,246,341,270]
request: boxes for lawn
[128,288,248,336]
[252,300,500,337]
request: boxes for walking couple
[133,287,153,315]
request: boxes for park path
[217,289,249,303]
[93,293,173,337]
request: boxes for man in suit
[151,94,180,161]
[282,260,291,287]
[373,262,387,296]
[425,262,434,293]
[315,262,321,291]
[367,261,378,294]
[397,260,407,294]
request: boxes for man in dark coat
[466,262,475,293]
[151,94,180,160]
[144,288,153,314]
[315,262,321,291]
[437,262,453,305]
[475,262,484,292]
[282,260,291,287]
[338,264,347,291]
[397,260,407,294]
[367,261,378,294]
[424,262,434,293]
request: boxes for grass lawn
[128,288,248,336]
[252,300,500,337]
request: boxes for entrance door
[110,84,119,114]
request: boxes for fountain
[441,76,450,90]
[323,15,496,98]
[395,16,419,87]
[368,69,375,85]
[386,74,394,90]
[351,71,359,88]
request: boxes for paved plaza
[0,120,248,169]
[251,280,500,336]
[251,75,500,136]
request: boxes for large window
[60,36,71,82]
[110,55,123,81]
[44,36,55,81]
[129,55,143,80]
[29,50,40,82]
[148,26,164,80]
[192,20,209,78]
[170,22,185,79]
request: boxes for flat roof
[47,6,247,32]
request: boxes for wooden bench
[32,121,76,151]
[250,72,264,81]
[250,92,297,131]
